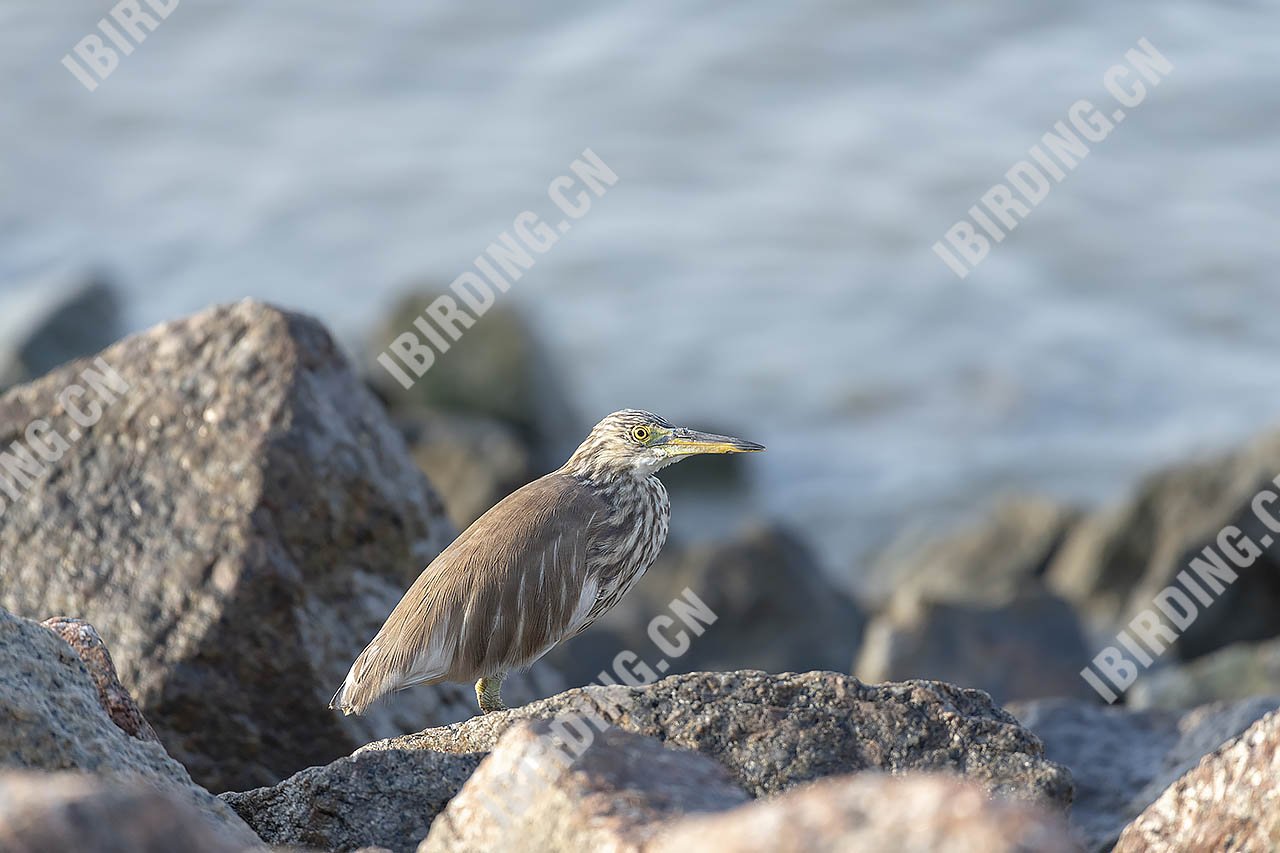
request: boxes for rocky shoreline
[2,294,1278,851]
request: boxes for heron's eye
[630,425,651,443]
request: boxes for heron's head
[564,409,764,480]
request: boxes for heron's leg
[475,674,508,714]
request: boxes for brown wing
[332,471,607,714]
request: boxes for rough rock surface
[855,587,1095,704]
[40,617,160,743]
[420,720,750,853]
[0,608,260,848]
[364,671,1075,809]
[1130,636,1280,710]
[652,773,1081,853]
[1114,707,1280,852]
[1010,696,1279,852]
[865,496,1080,608]
[0,772,249,853]
[548,524,866,685]
[1045,432,1280,657]
[0,300,560,792]
[222,748,482,853]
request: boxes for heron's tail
[329,640,393,716]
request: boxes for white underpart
[565,573,600,643]
[458,592,475,653]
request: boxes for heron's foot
[475,675,508,714]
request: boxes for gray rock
[854,497,1092,704]
[0,609,260,849]
[222,748,483,853]
[1045,431,1280,658]
[548,524,866,685]
[651,773,1082,853]
[364,670,1075,809]
[1115,706,1280,853]
[1129,636,1280,710]
[1009,696,1280,852]
[0,772,251,853]
[865,496,1080,609]
[419,720,750,853]
[855,586,1096,704]
[40,617,160,743]
[368,289,580,469]
[394,407,535,529]
[1007,700,1179,852]
[0,269,123,392]
[1127,697,1280,811]
[0,300,559,792]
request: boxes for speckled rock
[40,617,160,743]
[0,300,560,792]
[1010,696,1279,852]
[651,773,1081,853]
[221,748,482,853]
[1114,707,1280,852]
[363,671,1075,809]
[0,609,259,849]
[0,772,250,853]
[419,720,750,852]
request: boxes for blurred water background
[2,0,1278,593]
